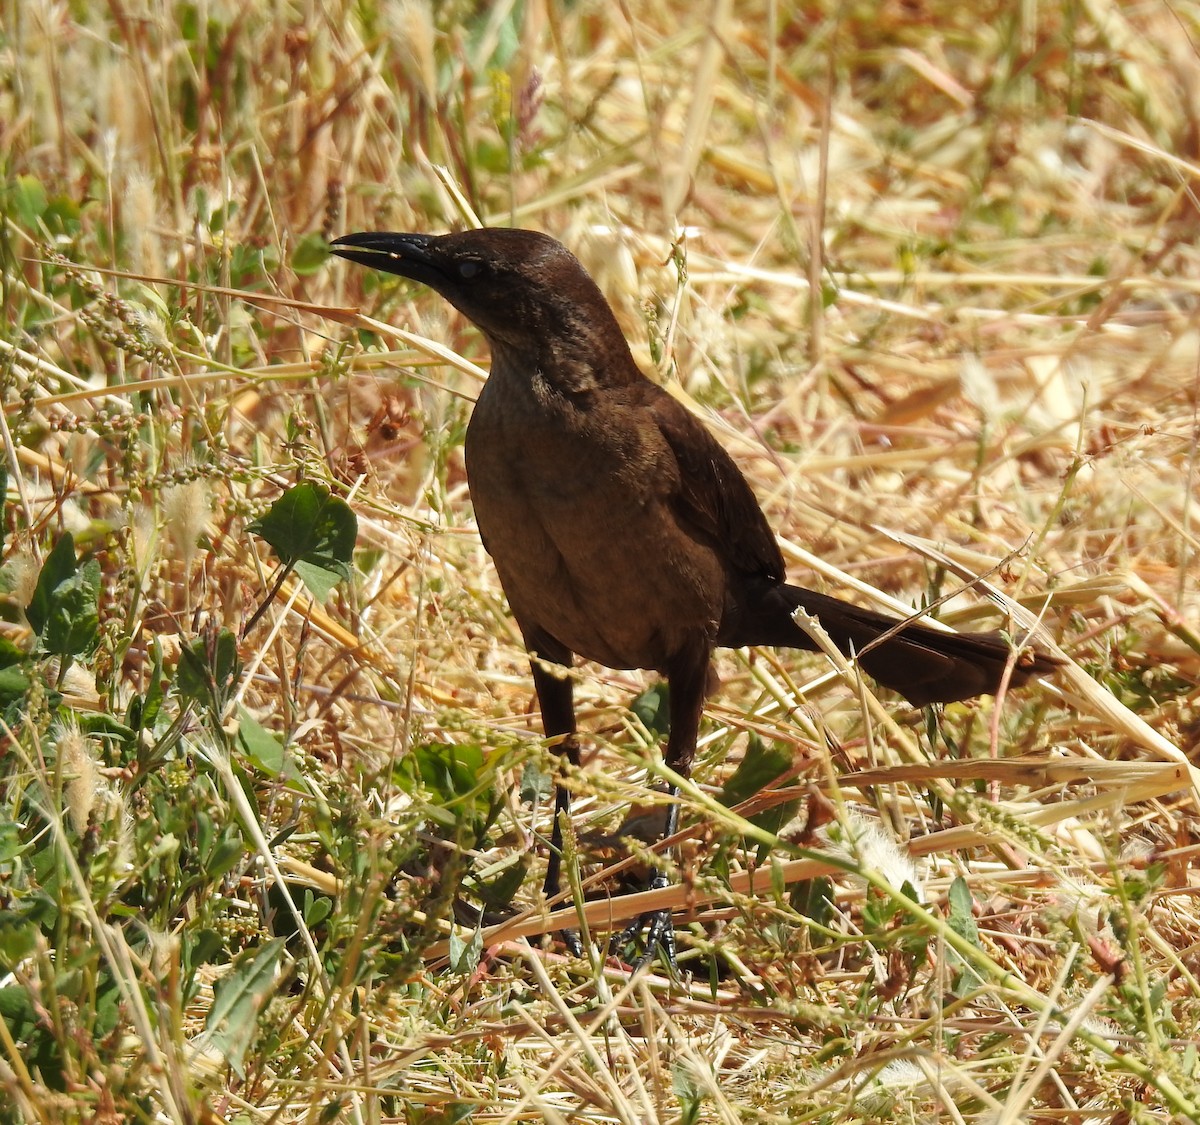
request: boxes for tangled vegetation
[0,0,1198,1120]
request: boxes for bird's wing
[641,386,786,582]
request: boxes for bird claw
[610,871,678,972]
[611,908,677,972]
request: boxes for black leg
[527,636,582,955]
[616,645,711,970]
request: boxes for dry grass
[2,0,1199,1120]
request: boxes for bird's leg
[613,795,679,967]
[614,648,710,971]
[529,649,583,956]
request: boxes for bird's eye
[458,260,481,280]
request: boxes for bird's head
[329,228,627,366]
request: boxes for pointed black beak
[329,232,441,282]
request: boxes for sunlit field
[1,1,1199,1120]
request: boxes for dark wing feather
[641,386,785,581]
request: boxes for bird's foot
[611,874,677,972]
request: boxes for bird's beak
[329,232,440,282]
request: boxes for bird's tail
[722,582,1060,706]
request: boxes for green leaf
[468,856,529,911]
[403,742,487,808]
[247,482,357,600]
[947,876,979,946]
[176,628,241,710]
[0,644,29,707]
[519,759,551,804]
[10,174,48,229]
[790,876,834,929]
[302,889,332,928]
[0,820,28,865]
[42,559,100,657]
[719,735,793,807]
[42,193,81,236]
[0,983,61,1086]
[0,664,28,699]
[92,974,123,1038]
[630,682,670,736]
[181,928,226,991]
[718,735,798,843]
[127,637,167,733]
[448,925,483,974]
[26,533,79,636]
[205,825,244,881]
[202,938,285,1079]
[396,742,496,837]
[0,911,37,970]
[0,984,35,1048]
[74,712,136,745]
[237,707,284,775]
[26,536,101,658]
[947,875,984,996]
[291,232,331,276]
[318,1099,346,1124]
[248,482,356,570]
[293,559,341,602]
[0,983,36,1032]
[673,1061,703,1125]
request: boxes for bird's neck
[487,319,644,398]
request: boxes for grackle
[330,228,1060,964]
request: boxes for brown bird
[330,228,1060,961]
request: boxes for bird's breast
[463,374,725,669]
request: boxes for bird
[329,227,1060,963]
